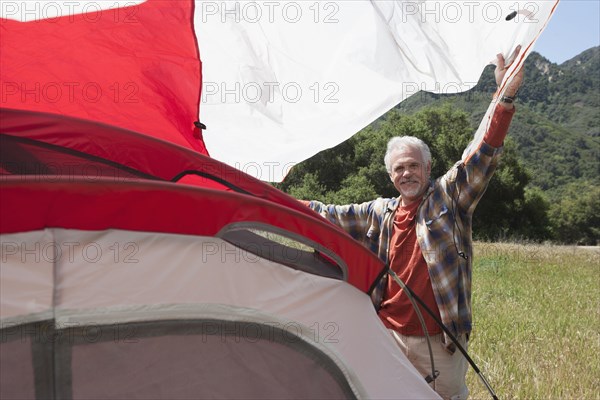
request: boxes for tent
[1,1,558,398]
[0,107,438,398]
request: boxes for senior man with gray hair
[302,49,524,399]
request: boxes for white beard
[399,181,426,200]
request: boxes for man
[303,49,524,399]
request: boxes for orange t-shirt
[379,200,443,336]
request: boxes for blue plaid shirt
[309,104,512,349]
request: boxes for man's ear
[426,162,432,176]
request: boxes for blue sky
[535,0,600,64]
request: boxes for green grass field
[466,243,600,399]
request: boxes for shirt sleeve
[306,200,377,242]
[482,103,516,147]
[444,103,513,216]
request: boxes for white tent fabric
[1,228,440,399]
[196,0,559,181]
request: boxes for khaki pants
[390,330,469,400]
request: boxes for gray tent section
[0,229,440,399]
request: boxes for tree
[326,173,378,205]
[548,183,600,245]
[473,139,533,240]
[286,173,326,201]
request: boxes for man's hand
[495,45,524,108]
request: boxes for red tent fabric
[1,0,207,154]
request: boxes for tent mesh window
[46,320,358,399]
[1,320,54,399]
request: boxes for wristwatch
[500,95,515,104]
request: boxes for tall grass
[466,243,600,399]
